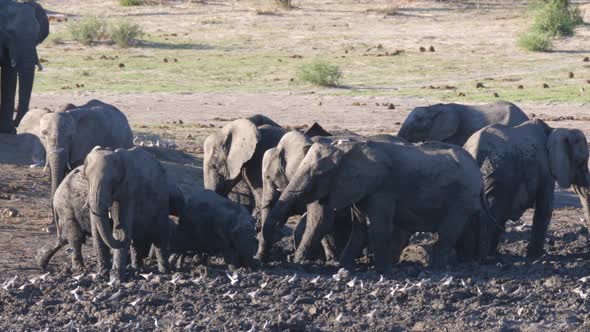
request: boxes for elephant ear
[429,105,460,141]
[26,1,49,44]
[247,114,281,128]
[222,119,261,180]
[548,128,573,188]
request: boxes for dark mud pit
[2,134,590,331]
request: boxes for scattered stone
[387,103,395,110]
[493,92,500,97]
[517,85,524,89]
[568,72,574,78]
[1,208,18,218]
[583,57,589,62]
[458,92,466,97]
[543,83,549,88]
[118,63,125,68]
[476,82,485,88]
[419,46,426,52]
[173,58,178,63]
[428,46,435,52]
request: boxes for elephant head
[83,147,128,249]
[547,128,590,225]
[40,111,79,203]
[0,0,49,126]
[260,131,314,227]
[257,142,345,259]
[203,119,262,195]
[398,104,460,143]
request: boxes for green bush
[531,0,583,37]
[297,59,342,87]
[110,20,143,48]
[68,16,109,45]
[274,0,292,9]
[518,31,553,52]
[119,0,145,6]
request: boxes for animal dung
[583,57,589,62]
[542,83,549,88]
[429,46,435,52]
[493,92,499,98]
[387,103,395,110]
[118,63,125,68]
[568,72,574,79]
[517,85,524,89]
[458,92,466,97]
[419,46,426,52]
[163,58,168,63]
[476,82,485,89]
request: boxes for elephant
[170,189,257,271]
[84,146,176,281]
[36,163,185,274]
[463,119,590,258]
[39,100,133,212]
[0,0,49,133]
[258,139,493,271]
[16,107,52,166]
[203,115,286,216]
[259,131,406,263]
[398,101,529,146]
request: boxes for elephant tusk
[36,63,44,71]
[67,161,72,171]
[10,59,16,68]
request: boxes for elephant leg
[339,206,368,268]
[431,212,472,268]
[111,203,133,282]
[572,185,590,231]
[527,186,554,259]
[91,222,110,276]
[130,245,144,272]
[153,245,170,274]
[35,240,65,270]
[391,228,411,264]
[293,201,334,263]
[70,238,85,272]
[320,235,337,262]
[0,65,17,133]
[365,193,396,273]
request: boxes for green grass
[518,31,553,52]
[531,0,583,37]
[119,0,146,6]
[110,20,144,48]
[68,16,109,45]
[297,59,342,87]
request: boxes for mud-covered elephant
[84,146,176,281]
[203,115,286,215]
[170,189,257,271]
[260,131,406,263]
[258,140,493,271]
[464,119,590,258]
[36,162,185,274]
[17,107,52,166]
[39,100,133,209]
[0,0,49,133]
[398,101,529,146]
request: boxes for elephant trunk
[88,183,125,249]
[14,51,37,127]
[49,150,67,207]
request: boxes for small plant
[531,0,583,37]
[119,0,145,6]
[274,0,292,9]
[110,20,143,48]
[297,59,342,87]
[518,31,553,52]
[68,16,109,45]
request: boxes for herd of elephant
[10,97,588,282]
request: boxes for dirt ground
[2,0,590,330]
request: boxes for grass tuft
[531,0,583,37]
[518,31,553,52]
[274,0,292,9]
[68,16,109,45]
[119,0,146,6]
[110,20,144,48]
[297,59,342,87]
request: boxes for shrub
[119,0,145,6]
[274,0,292,9]
[518,31,553,52]
[68,16,109,45]
[297,59,342,87]
[110,20,143,48]
[531,0,583,37]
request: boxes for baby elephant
[171,189,257,271]
[36,166,112,274]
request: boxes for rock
[568,72,574,78]
[517,84,524,89]
[493,92,500,97]
[476,82,485,88]
[387,103,395,109]
[1,208,18,218]
[543,83,549,88]
[419,46,426,52]
[583,57,589,62]
[163,58,168,63]
[118,63,125,68]
[429,46,435,52]
[412,321,427,331]
[458,92,466,97]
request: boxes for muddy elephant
[258,139,493,271]
[36,162,185,274]
[260,131,406,263]
[203,115,286,215]
[170,189,257,271]
[464,119,590,258]
[39,100,133,210]
[84,146,176,281]
[398,101,529,146]
[0,0,49,133]
[16,107,52,166]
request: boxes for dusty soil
[2,0,590,330]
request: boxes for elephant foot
[35,242,64,270]
[110,269,128,283]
